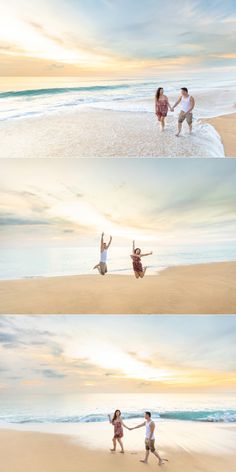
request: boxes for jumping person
[93,232,112,275]
[108,410,130,453]
[131,240,153,279]
[155,87,173,131]
[172,87,195,136]
[130,412,168,466]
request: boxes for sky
[0,0,235,76]
[0,315,235,394]
[0,159,236,248]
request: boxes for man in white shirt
[172,87,195,136]
[93,232,112,275]
[130,411,167,466]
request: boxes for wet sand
[0,421,235,472]
[0,107,224,158]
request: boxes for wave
[0,84,136,100]
[1,410,236,424]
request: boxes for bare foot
[159,459,168,466]
[175,132,180,137]
[120,450,125,454]
[140,460,148,463]
[110,448,116,452]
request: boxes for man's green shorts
[145,438,155,452]
[178,110,193,125]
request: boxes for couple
[93,233,153,279]
[108,410,168,466]
[155,86,195,136]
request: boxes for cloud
[0,215,51,226]
[0,332,20,348]
[41,369,66,379]
[0,0,236,75]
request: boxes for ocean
[0,243,236,280]
[0,393,235,425]
[0,75,235,157]
[0,76,235,122]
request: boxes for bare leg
[139,267,147,278]
[93,263,101,274]
[176,121,182,137]
[152,450,168,466]
[160,117,165,132]
[189,123,192,134]
[140,450,150,463]
[110,437,117,452]
[117,438,124,453]
[134,271,140,279]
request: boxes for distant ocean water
[0,77,235,122]
[0,393,235,424]
[0,243,236,280]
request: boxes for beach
[0,106,225,158]
[0,420,235,472]
[0,261,235,314]
[206,113,236,157]
[1,76,236,158]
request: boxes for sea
[0,75,236,157]
[0,243,236,280]
[0,392,235,425]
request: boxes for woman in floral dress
[108,409,130,453]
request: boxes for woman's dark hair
[112,409,121,422]
[156,87,163,101]
[181,87,188,93]
[134,248,141,254]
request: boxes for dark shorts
[99,262,107,275]
[145,439,155,452]
[114,432,123,439]
[178,111,193,125]
[157,111,168,120]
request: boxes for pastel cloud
[0,315,235,393]
[0,0,235,76]
[0,159,236,247]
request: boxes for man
[93,232,112,275]
[172,87,195,136]
[130,411,167,466]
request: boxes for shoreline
[0,105,228,158]
[204,112,236,157]
[0,258,235,282]
[0,261,235,314]
[0,421,235,472]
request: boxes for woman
[108,409,130,453]
[131,240,153,279]
[155,87,172,131]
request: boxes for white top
[100,249,108,263]
[181,95,191,113]
[145,420,155,440]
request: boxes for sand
[205,113,236,157]
[0,261,235,314]
[0,422,235,472]
[0,107,224,158]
